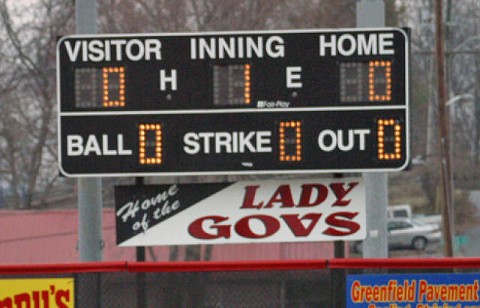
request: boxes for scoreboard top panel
[57,27,409,112]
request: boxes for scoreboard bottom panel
[58,109,408,176]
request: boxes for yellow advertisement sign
[0,278,74,307]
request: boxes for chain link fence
[97,262,331,307]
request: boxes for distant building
[0,209,338,264]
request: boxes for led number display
[339,60,392,103]
[57,28,410,176]
[138,123,162,165]
[377,118,402,161]
[74,66,126,108]
[279,120,302,162]
[213,64,252,106]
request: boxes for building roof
[0,209,337,264]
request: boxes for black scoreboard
[57,28,410,177]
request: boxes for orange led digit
[369,60,392,102]
[139,123,162,165]
[279,120,302,162]
[377,118,402,160]
[102,67,126,107]
[244,64,251,105]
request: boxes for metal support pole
[357,0,389,258]
[76,0,103,262]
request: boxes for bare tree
[98,0,356,34]
[98,0,188,33]
[0,0,74,208]
[390,0,479,221]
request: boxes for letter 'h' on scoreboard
[56,28,410,177]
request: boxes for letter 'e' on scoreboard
[56,28,410,177]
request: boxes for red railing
[1,257,479,275]
[328,257,480,269]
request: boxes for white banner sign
[115,177,366,246]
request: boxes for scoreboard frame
[57,27,410,177]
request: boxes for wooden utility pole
[434,0,454,257]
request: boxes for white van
[387,204,412,219]
[388,204,442,227]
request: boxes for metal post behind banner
[76,0,103,263]
[331,173,346,307]
[136,177,147,308]
[357,0,389,258]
